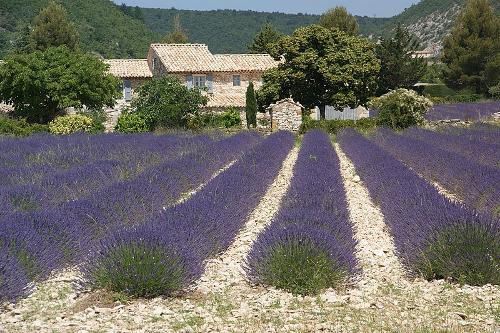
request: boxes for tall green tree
[319,6,359,36]
[246,82,258,128]
[376,24,427,95]
[162,15,189,44]
[132,76,208,129]
[29,1,79,51]
[0,47,119,123]
[442,0,500,94]
[257,25,380,119]
[248,23,283,54]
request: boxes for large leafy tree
[319,6,359,36]
[0,46,119,124]
[29,1,79,51]
[442,0,500,94]
[257,25,380,119]
[248,23,283,54]
[162,15,189,44]
[132,76,208,129]
[376,24,427,95]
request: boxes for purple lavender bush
[0,252,31,304]
[426,102,500,121]
[80,131,294,297]
[339,129,499,285]
[64,132,261,242]
[403,127,500,168]
[246,130,358,295]
[370,128,500,217]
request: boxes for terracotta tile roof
[150,44,279,73]
[104,59,153,78]
[213,54,279,72]
[206,94,246,108]
[151,44,218,72]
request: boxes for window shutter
[186,75,193,89]
[207,74,214,93]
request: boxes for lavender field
[426,102,500,121]
[0,128,498,332]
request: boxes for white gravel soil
[196,147,300,293]
[0,143,498,333]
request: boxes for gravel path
[196,147,299,293]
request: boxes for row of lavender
[246,130,357,295]
[370,128,500,217]
[80,132,295,297]
[339,129,498,285]
[0,133,210,187]
[0,136,215,219]
[0,132,262,303]
[425,102,500,121]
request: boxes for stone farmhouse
[105,43,279,114]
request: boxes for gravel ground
[0,144,498,333]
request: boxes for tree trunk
[319,105,326,120]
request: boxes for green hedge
[0,116,49,136]
[299,118,378,135]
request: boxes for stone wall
[267,99,303,132]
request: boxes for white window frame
[232,74,241,87]
[193,74,206,88]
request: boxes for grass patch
[257,242,349,295]
[415,225,499,286]
[88,243,186,298]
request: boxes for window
[124,80,132,102]
[193,75,206,88]
[233,74,241,86]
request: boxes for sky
[112,0,420,18]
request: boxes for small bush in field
[49,114,93,135]
[415,224,499,286]
[254,240,349,295]
[82,227,197,298]
[370,89,433,129]
[78,108,107,133]
[0,116,49,136]
[0,252,30,303]
[114,112,149,133]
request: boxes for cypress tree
[248,23,283,54]
[29,1,79,51]
[246,82,258,129]
[442,0,500,94]
[162,15,189,44]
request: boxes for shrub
[186,108,242,130]
[423,84,457,98]
[299,117,377,134]
[489,84,500,100]
[370,89,433,129]
[132,76,208,129]
[82,227,196,298]
[255,239,349,295]
[48,114,94,135]
[415,224,499,286]
[114,112,149,133]
[0,251,30,303]
[0,116,49,136]
[78,108,107,133]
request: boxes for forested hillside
[140,8,390,53]
[0,0,157,58]
[0,0,498,57]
